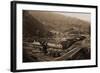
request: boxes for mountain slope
[23,10,90,42]
[23,11,53,42]
[28,11,90,34]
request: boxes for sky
[58,12,91,22]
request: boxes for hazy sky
[58,12,91,22]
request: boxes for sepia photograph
[23,10,91,62]
[11,1,97,72]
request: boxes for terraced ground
[23,37,90,62]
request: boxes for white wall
[0,0,99,73]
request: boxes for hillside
[23,10,90,43]
[23,11,53,42]
[28,11,90,34]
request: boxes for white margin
[16,3,96,70]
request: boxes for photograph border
[11,1,98,72]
